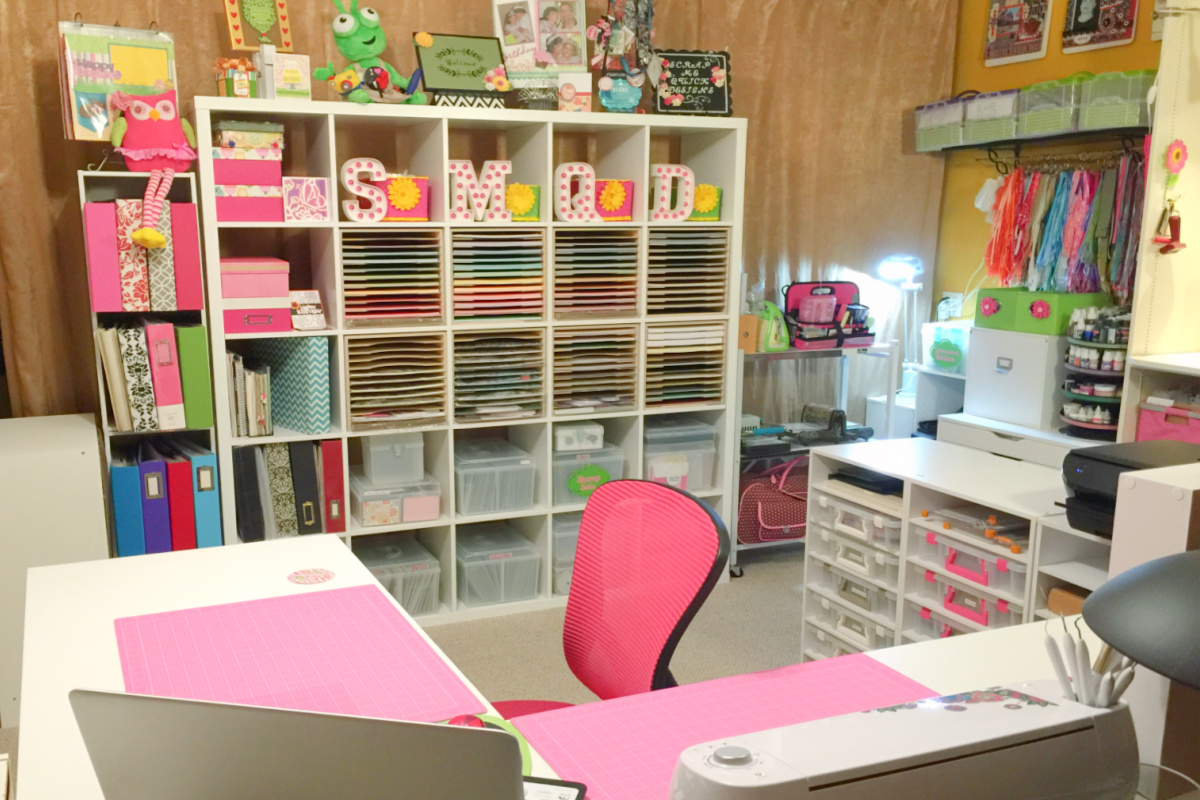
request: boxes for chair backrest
[562,480,730,700]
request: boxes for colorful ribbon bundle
[983,152,1145,303]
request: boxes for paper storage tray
[349,470,441,527]
[904,600,972,641]
[810,595,893,650]
[814,494,902,550]
[810,525,901,590]
[914,98,964,152]
[962,89,1020,144]
[804,627,862,661]
[456,523,541,607]
[912,528,1028,597]
[1080,70,1156,130]
[454,438,537,516]
[644,415,717,446]
[644,441,717,493]
[362,432,424,484]
[553,513,583,596]
[1018,76,1086,138]
[354,534,441,617]
[810,559,898,620]
[910,566,1020,630]
[552,443,625,506]
[925,504,1030,551]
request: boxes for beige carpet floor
[427,543,807,706]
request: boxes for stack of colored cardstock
[644,322,726,406]
[212,120,285,221]
[346,333,447,431]
[552,228,639,318]
[553,325,638,414]
[451,229,544,320]
[647,228,729,315]
[341,229,443,327]
[220,257,291,333]
[453,330,544,422]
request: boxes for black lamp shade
[1082,551,1200,690]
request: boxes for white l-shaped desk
[18,535,1114,799]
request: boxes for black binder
[233,446,265,542]
[289,441,324,535]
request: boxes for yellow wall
[934,0,1162,311]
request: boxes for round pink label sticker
[288,568,335,585]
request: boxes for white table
[19,535,1116,799]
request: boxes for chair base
[492,699,575,719]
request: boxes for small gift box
[688,184,722,221]
[368,175,430,222]
[213,120,285,150]
[213,57,259,99]
[596,179,634,222]
[506,184,540,222]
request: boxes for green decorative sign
[415,34,505,92]
[569,465,611,498]
[930,338,964,370]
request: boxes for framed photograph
[1063,0,1138,53]
[984,0,1053,66]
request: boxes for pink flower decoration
[1166,139,1188,175]
[980,297,999,317]
[1030,299,1051,319]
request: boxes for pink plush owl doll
[110,89,197,249]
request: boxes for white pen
[1096,671,1115,707]
[1110,667,1136,705]
[1062,631,1083,702]
[1075,636,1097,706]
[1045,629,1077,702]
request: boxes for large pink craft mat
[115,584,485,723]
[515,654,937,800]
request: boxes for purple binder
[139,441,173,554]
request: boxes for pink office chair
[492,480,730,719]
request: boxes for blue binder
[110,454,146,557]
[175,440,223,548]
[138,441,172,554]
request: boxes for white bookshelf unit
[193,97,747,625]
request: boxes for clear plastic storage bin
[915,98,965,152]
[350,469,441,527]
[555,421,604,452]
[962,89,1020,144]
[644,416,717,493]
[809,559,898,621]
[809,595,893,650]
[456,523,541,606]
[454,438,537,516]
[904,600,972,641]
[552,443,625,506]
[922,504,1030,553]
[1080,70,1156,130]
[911,528,1028,597]
[1018,75,1088,138]
[355,534,441,617]
[810,525,901,590]
[362,431,424,484]
[814,495,902,551]
[804,627,861,661]
[553,513,583,596]
[908,564,1020,630]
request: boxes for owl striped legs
[131,168,173,249]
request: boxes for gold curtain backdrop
[0,0,955,419]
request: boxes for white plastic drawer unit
[813,494,901,551]
[809,525,901,590]
[964,329,1065,430]
[809,594,893,650]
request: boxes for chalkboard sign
[655,51,731,116]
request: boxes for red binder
[164,451,197,550]
[320,439,346,533]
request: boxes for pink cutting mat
[115,585,485,723]
[515,654,935,800]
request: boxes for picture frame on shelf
[414,33,511,109]
[654,51,731,116]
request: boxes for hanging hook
[74,12,83,24]
[87,148,115,171]
[148,20,158,32]
[987,148,1009,176]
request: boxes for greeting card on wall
[655,51,730,116]
[983,0,1052,66]
[57,23,176,141]
[415,33,510,108]
[222,0,294,52]
[1063,0,1137,53]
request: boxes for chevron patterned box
[248,338,332,435]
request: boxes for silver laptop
[70,689,524,800]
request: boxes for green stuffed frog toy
[313,0,426,104]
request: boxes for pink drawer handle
[926,530,937,545]
[920,607,932,620]
[945,546,989,586]
[940,624,953,638]
[944,585,989,626]
[996,558,1009,573]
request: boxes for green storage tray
[963,118,1018,144]
[1015,291,1111,335]
[975,287,1023,330]
[917,125,963,152]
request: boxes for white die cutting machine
[671,681,1139,800]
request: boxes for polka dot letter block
[554,162,601,223]
[340,157,388,223]
[651,163,697,221]
[448,160,513,223]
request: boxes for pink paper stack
[220,257,291,333]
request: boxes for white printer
[671,682,1138,800]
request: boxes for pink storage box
[220,257,289,273]
[222,271,290,298]
[595,179,634,221]
[1136,405,1200,445]
[213,159,284,186]
[224,306,291,333]
[216,196,285,222]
